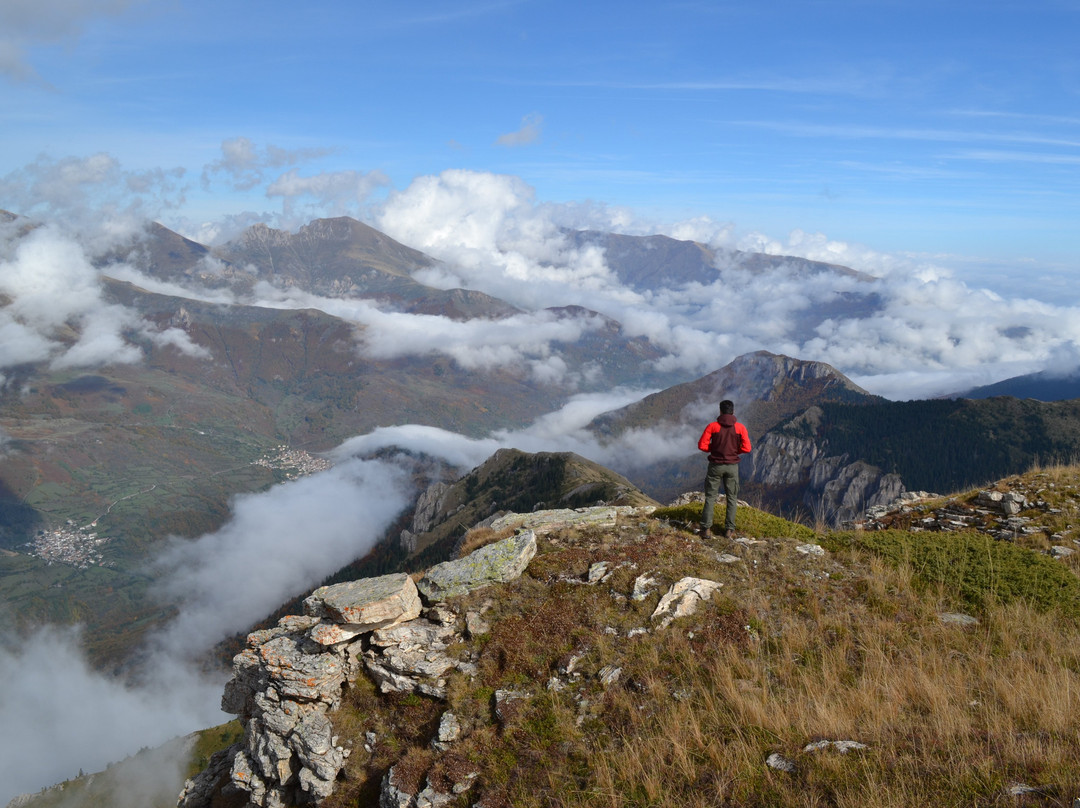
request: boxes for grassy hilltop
[26,464,1080,808]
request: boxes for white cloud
[370,169,1080,396]
[1043,343,1080,379]
[332,387,694,476]
[7,157,1080,401]
[0,625,222,807]
[241,280,609,384]
[152,457,413,657]
[0,452,418,804]
[495,112,544,147]
[0,153,186,247]
[201,137,337,193]
[265,168,391,228]
[0,225,208,372]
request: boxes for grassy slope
[29,466,1080,808]
[321,466,1080,808]
[315,485,1079,808]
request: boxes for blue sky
[1,0,1079,298]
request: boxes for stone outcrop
[364,616,476,699]
[401,481,456,552]
[651,577,724,629]
[417,530,538,601]
[179,527,544,808]
[480,505,655,537]
[304,574,422,644]
[847,482,1079,554]
[215,623,347,807]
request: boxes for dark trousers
[701,462,739,531]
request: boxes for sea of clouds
[5,149,1080,400]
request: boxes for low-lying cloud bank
[0,456,415,806]
[332,388,693,477]
[371,170,1080,398]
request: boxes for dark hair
[719,399,734,415]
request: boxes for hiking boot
[697,525,711,538]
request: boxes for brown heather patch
[479,584,597,682]
[455,525,517,558]
[384,745,434,796]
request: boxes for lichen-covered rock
[417,531,537,602]
[257,635,346,703]
[431,711,462,751]
[304,573,422,639]
[364,619,467,697]
[218,614,357,806]
[483,505,653,536]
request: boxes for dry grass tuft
[456,525,518,558]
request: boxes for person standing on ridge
[697,399,752,538]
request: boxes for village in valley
[23,447,332,569]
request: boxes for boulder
[417,531,537,602]
[304,573,422,640]
[431,711,462,751]
[651,577,723,629]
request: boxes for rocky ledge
[844,478,1079,559]
[179,506,689,808]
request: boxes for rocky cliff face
[745,407,904,524]
[590,352,887,513]
[589,350,878,442]
[397,449,658,558]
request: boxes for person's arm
[737,423,752,454]
[698,423,717,452]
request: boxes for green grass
[823,528,1080,616]
[185,720,243,778]
[653,502,818,540]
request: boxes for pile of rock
[178,530,539,808]
[846,484,1078,557]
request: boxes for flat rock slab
[303,573,422,639]
[418,530,537,602]
[485,506,654,536]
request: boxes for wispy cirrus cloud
[0,0,144,84]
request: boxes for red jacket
[698,414,752,464]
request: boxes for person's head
[719,399,734,415]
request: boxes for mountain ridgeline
[3,210,1080,673]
